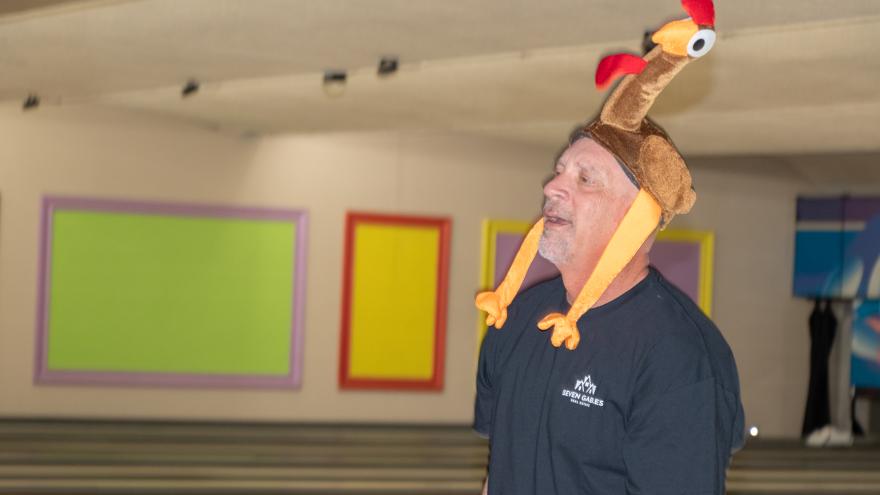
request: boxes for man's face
[539,138,639,272]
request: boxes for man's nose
[543,173,569,201]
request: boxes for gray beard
[538,231,571,267]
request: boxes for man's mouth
[544,214,571,227]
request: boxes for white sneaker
[826,427,854,447]
[805,425,832,447]
[804,425,853,447]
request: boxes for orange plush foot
[537,313,581,350]
[475,291,508,329]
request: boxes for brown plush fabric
[583,45,697,225]
[599,47,688,132]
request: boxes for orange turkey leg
[475,218,544,329]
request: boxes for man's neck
[561,251,651,308]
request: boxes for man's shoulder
[631,270,724,345]
[661,272,732,353]
[637,270,745,449]
[633,269,739,393]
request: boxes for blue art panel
[842,208,880,298]
[794,197,880,299]
[793,231,845,297]
[852,300,880,390]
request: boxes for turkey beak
[651,18,698,57]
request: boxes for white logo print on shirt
[574,375,597,395]
[562,374,605,408]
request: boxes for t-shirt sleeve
[473,326,497,438]
[623,335,741,495]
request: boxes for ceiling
[2,0,879,155]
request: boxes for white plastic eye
[687,29,716,58]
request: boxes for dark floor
[0,418,877,494]
[727,437,880,494]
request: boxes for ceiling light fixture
[181,79,200,98]
[22,94,40,111]
[377,56,399,76]
[322,70,347,97]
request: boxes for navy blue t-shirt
[474,268,744,495]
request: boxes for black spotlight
[377,56,399,76]
[642,30,658,55]
[323,70,347,84]
[23,94,40,111]
[181,79,200,98]
[322,70,347,97]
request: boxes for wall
[0,105,863,436]
[0,105,553,424]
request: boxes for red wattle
[595,54,648,90]
[682,0,715,27]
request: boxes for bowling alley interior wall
[0,104,873,437]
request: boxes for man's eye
[580,175,594,185]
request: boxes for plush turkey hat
[476,0,716,350]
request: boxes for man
[473,0,744,493]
